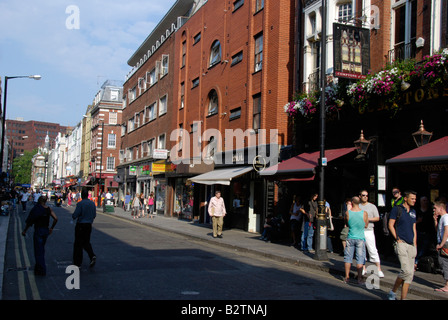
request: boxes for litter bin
[104,199,115,212]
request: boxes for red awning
[386,136,448,165]
[260,147,356,177]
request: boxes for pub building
[261,82,448,254]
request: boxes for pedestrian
[208,190,227,238]
[434,200,448,293]
[132,194,141,219]
[325,201,334,253]
[20,189,31,213]
[72,188,97,268]
[124,192,131,212]
[147,192,155,219]
[388,190,417,300]
[140,193,146,217]
[33,189,41,206]
[302,193,317,253]
[22,196,58,276]
[416,196,436,267]
[340,198,352,252]
[289,195,305,248]
[359,189,385,278]
[343,196,368,284]
[391,187,404,208]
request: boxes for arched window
[209,40,221,67]
[208,90,219,115]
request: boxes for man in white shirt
[359,189,384,278]
[208,191,226,238]
[434,200,448,293]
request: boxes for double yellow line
[13,208,41,300]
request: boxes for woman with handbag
[434,200,448,293]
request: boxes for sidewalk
[101,205,448,300]
[0,213,11,300]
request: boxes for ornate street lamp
[412,120,432,147]
[354,130,371,160]
[1,75,41,175]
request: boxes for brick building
[6,118,70,159]
[118,0,295,232]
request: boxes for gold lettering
[427,88,439,100]
[404,91,412,105]
[414,88,425,103]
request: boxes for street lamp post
[314,0,328,261]
[97,118,104,206]
[1,75,41,175]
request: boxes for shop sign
[152,163,174,173]
[420,164,448,172]
[140,164,151,175]
[129,166,137,175]
[153,149,168,159]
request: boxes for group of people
[342,187,448,300]
[22,188,98,275]
[123,191,155,219]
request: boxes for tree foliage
[12,148,38,185]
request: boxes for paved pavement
[2,203,448,300]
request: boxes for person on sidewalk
[434,200,448,293]
[391,187,404,208]
[22,196,58,276]
[72,188,97,268]
[388,190,417,300]
[359,189,385,278]
[343,196,368,285]
[208,190,226,238]
[289,195,305,249]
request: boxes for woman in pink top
[147,192,155,219]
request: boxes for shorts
[344,238,366,264]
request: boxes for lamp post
[354,130,372,160]
[314,0,328,261]
[1,75,41,175]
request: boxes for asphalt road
[3,203,427,304]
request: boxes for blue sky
[0,0,176,127]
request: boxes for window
[147,138,154,156]
[193,32,201,45]
[229,107,241,120]
[161,54,169,77]
[192,77,199,88]
[121,123,126,136]
[127,118,135,132]
[138,77,146,94]
[146,68,157,87]
[128,87,136,103]
[233,0,244,11]
[253,93,261,131]
[109,112,117,125]
[134,112,140,128]
[108,133,116,148]
[110,89,119,101]
[158,133,166,149]
[159,95,167,116]
[207,90,219,116]
[209,40,221,67]
[181,41,186,68]
[231,51,243,66]
[145,102,157,122]
[254,34,263,72]
[180,82,185,109]
[392,0,417,60]
[338,2,352,22]
[255,0,264,12]
[106,157,115,171]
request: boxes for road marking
[14,210,41,300]
[13,214,26,300]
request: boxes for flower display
[284,49,448,120]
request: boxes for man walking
[343,196,369,284]
[388,190,417,300]
[359,189,384,278]
[208,191,226,238]
[72,188,97,268]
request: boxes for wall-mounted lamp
[354,130,371,160]
[412,120,432,147]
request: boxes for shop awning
[386,136,448,165]
[259,147,356,177]
[189,166,253,185]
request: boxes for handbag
[440,242,448,258]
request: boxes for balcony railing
[387,41,416,64]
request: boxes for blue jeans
[301,222,314,251]
[344,238,366,264]
[33,227,49,275]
